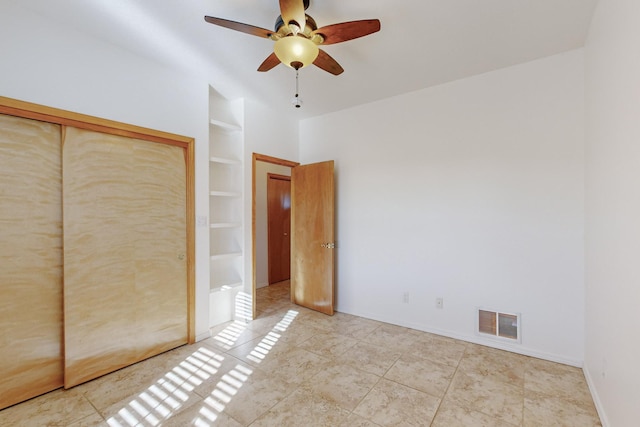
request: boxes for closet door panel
[63,127,187,388]
[0,115,63,409]
[132,139,187,358]
[62,128,137,386]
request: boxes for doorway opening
[252,153,299,319]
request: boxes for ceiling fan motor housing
[274,14,318,35]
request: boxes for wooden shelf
[210,191,241,197]
[210,156,241,165]
[210,119,242,132]
[210,252,242,261]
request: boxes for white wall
[300,50,586,364]
[584,0,640,425]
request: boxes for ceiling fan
[204,0,381,75]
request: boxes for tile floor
[0,281,602,426]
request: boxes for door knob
[320,243,335,249]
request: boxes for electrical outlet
[403,292,409,303]
[436,297,444,309]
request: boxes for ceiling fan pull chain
[292,68,303,108]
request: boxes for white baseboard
[583,365,610,427]
[195,331,212,342]
[335,305,583,367]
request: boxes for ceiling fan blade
[279,0,306,31]
[313,19,381,45]
[257,52,281,72]
[204,16,273,38]
[313,49,344,75]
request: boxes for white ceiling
[15,0,598,119]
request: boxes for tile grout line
[80,392,107,424]
[427,342,468,426]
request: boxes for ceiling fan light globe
[274,36,319,69]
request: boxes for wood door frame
[267,173,292,285]
[252,153,299,319]
[0,96,197,343]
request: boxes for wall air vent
[477,308,521,343]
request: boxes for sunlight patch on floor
[195,310,299,425]
[105,347,223,426]
[248,310,298,364]
[106,309,299,426]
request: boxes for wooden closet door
[0,114,63,409]
[63,127,188,387]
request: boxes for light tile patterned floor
[0,281,602,426]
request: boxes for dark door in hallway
[267,173,291,284]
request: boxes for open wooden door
[291,161,335,315]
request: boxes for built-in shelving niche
[208,88,247,327]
